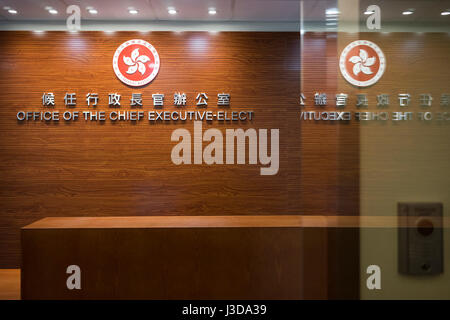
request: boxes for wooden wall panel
[0,31,360,284]
[299,32,361,299]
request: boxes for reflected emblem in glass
[112,39,160,87]
[339,40,386,87]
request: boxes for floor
[0,269,20,300]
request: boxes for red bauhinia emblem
[113,39,160,87]
[339,40,386,87]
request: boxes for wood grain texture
[0,31,299,267]
[22,216,384,300]
[299,32,361,299]
[3,30,448,298]
[22,213,446,300]
[0,31,356,265]
[0,31,362,299]
[23,215,450,229]
[22,221,304,299]
[0,269,20,300]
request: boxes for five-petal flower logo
[339,40,386,87]
[349,49,376,76]
[113,39,160,87]
[123,48,151,75]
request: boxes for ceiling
[0,0,449,23]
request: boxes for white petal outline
[123,56,134,66]
[339,40,385,87]
[361,65,373,75]
[353,63,361,76]
[137,55,150,63]
[131,48,140,62]
[349,56,362,63]
[126,64,138,74]
[113,39,160,87]
[364,57,376,66]
[359,49,368,62]
[137,62,146,75]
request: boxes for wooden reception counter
[22,215,427,300]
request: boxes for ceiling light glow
[208,8,217,15]
[326,8,339,15]
[168,8,177,15]
[402,9,414,15]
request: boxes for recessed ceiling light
[208,8,217,15]
[48,9,58,15]
[441,10,450,16]
[402,9,414,15]
[326,8,339,15]
[128,9,138,15]
[88,8,98,15]
[7,9,17,14]
[168,7,177,15]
